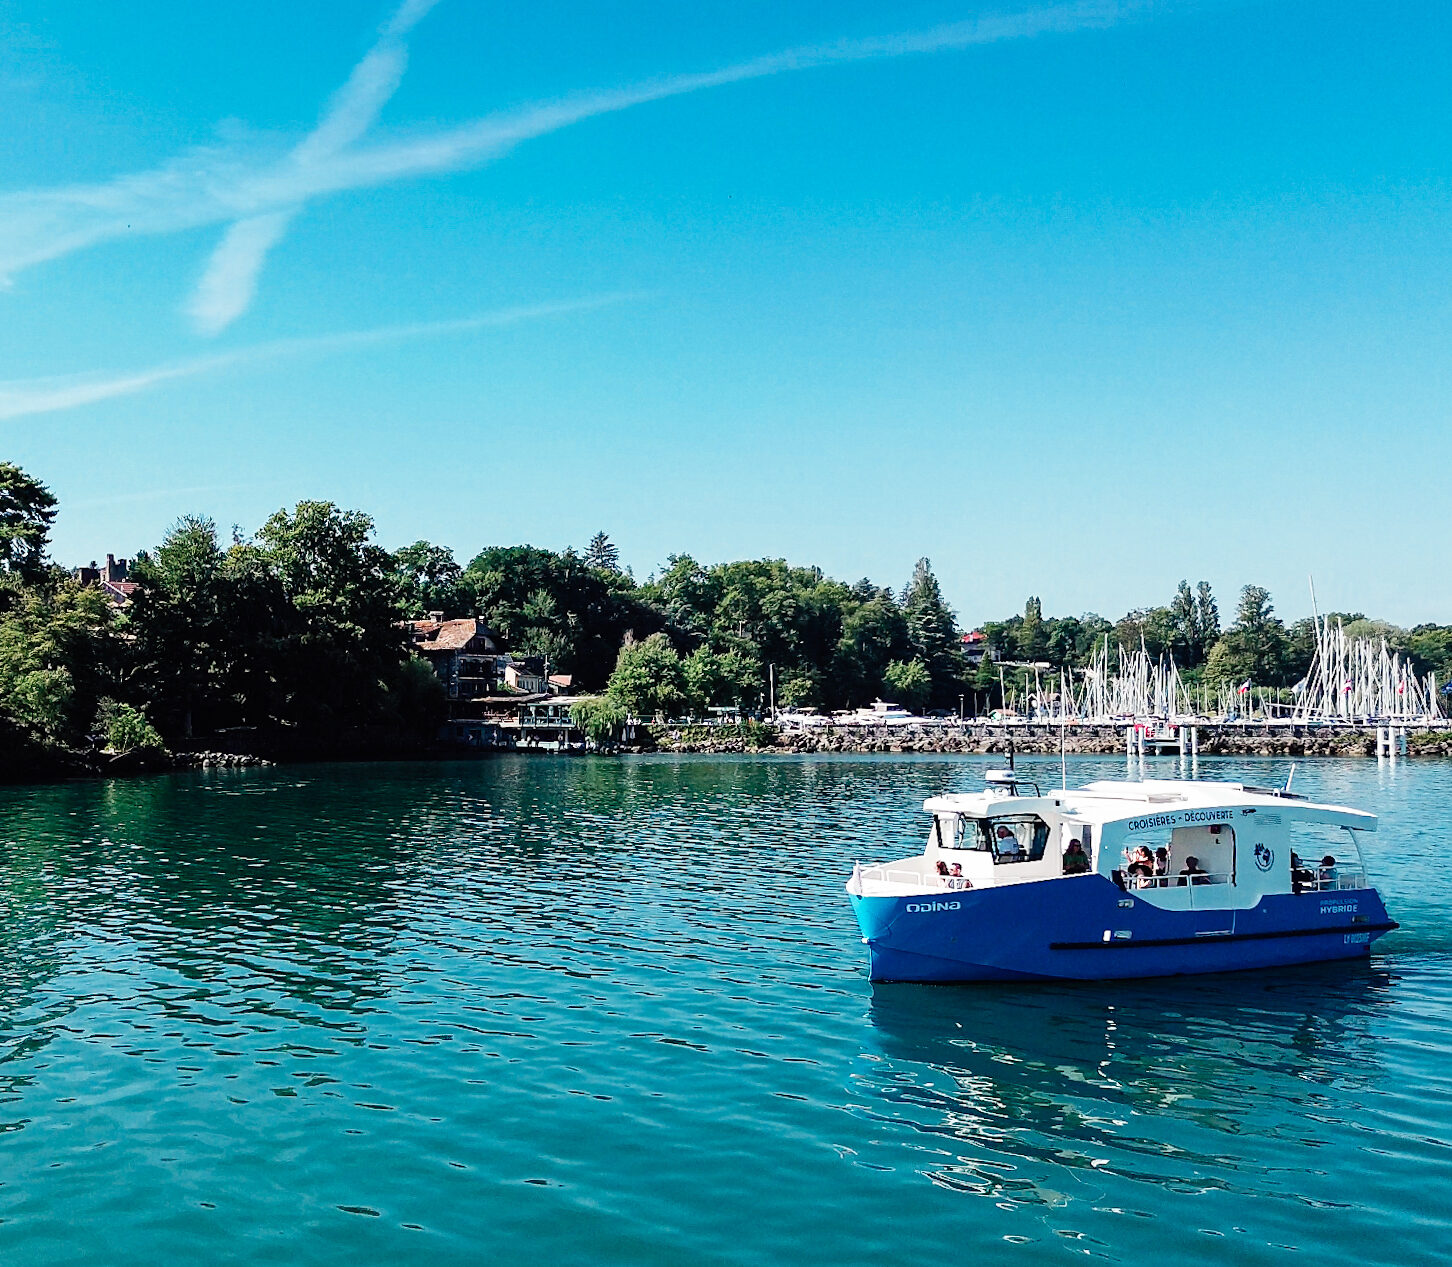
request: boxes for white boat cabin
[851,773,1376,910]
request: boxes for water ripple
[0,753,1448,1265]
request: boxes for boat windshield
[953,814,1050,863]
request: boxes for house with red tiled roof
[960,629,990,666]
[406,617,502,708]
[74,554,139,607]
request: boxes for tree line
[1,460,1448,771]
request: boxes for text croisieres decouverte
[1125,809,1233,832]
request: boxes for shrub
[97,699,164,754]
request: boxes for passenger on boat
[1178,855,1211,885]
[949,862,970,890]
[995,825,1024,860]
[1154,847,1170,883]
[1318,855,1338,887]
[936,859,951,879]
[1062,839,1091,874]
[1126,845,1155,885]
[1291,851,1315,894]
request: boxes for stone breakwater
[648,725,1452,758]
[172,750,276,770]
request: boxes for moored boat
[846,771,1397,982]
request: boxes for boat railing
[1296,868,1367,892]
[852,864,963,895]
[1128,872,1232,891]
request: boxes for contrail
[186,0,443,334]
[0,293,640,422]
[0,0,1153,326]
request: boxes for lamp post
[958,694,964,724]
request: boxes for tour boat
[846,771,1397,982]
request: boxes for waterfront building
[406,617,502,709]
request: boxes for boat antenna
[1284,762,1296,793]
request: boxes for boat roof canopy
[923,778,1377,832]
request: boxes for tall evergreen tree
[902,558,964,705]
[1193,581,1221,661]
[584,532,620,573]
[1016,596,1048,661]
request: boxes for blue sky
[2,0,1448,626]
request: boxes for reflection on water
[864,966,1392,1205]
[0,754,1448,1266]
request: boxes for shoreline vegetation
[1,459,1450,784]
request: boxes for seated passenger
[1318,855,1338,887]
[949,862,970,890]
[1062,840,1091,874]
[1126,845,1154,885]
[936,859,951,879]
[994,824,1024,860]
[1290,850,1314,893]
[1153,847,1170,879]
[1178,855,1211,885]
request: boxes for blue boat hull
[849,876,1396,982]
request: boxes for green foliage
[393,541,469,619]
[0,462,58,578]
[380,656,448,735]
[464,544,659,686]
[0,577,116,743]
[1206,585,1290,687]
[98,700,163,754]
[902,559,965,704]
[882,658,931,710]
[1015,597,1048,661]
[583,532,620,573]
[683,644,762,711]
[607,632,690,719]
[570,696,629,743]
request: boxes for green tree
[606,632,690,719]
[392,541,468,619]
[684,644,762,712]
[1113,606,1176,659]
[829,594,909,706]
[883,658,931,711]
[128,516,233,738]
[97,700,164,753]
[902,558,964,704]
[0,580,115,744]
[1169,581,1197,664]
[466,544,661,687]
[255,501,406,728]
[379,656,448,738]
[570,696,628,744]
[1015,597,1048,661]
[1193,581,1220,661]
[1206,585,1289,687]
[583,532,620,573]
[0,463,58,578]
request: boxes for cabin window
[1120,823,1236,886]
[949,814,1049,862]
[1288,823,1365,891]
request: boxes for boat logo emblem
[1254,842,1274,871]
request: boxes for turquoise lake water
[0,753,1448,1265]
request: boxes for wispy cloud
[185,0,442,333]
[0,292,638,422]
[0,0,1150,328]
